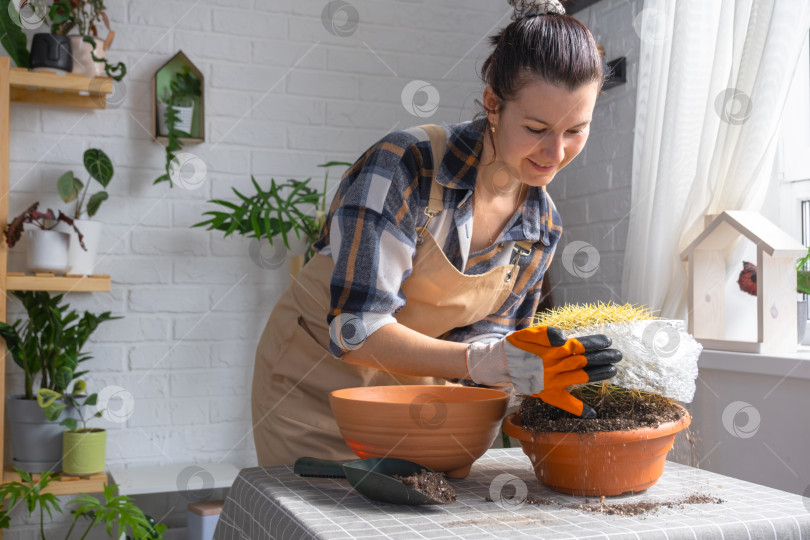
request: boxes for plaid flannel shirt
[313,118,563,357]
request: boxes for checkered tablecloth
[214,448,810,539]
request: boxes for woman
[252,0,623,466]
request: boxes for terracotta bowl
[502,404,691,496]
[330,385,509,478]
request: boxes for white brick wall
[546,0,641,305]
[2,0,512,535]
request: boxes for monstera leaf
[0,0,30,68]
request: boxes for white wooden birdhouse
[680,211,806,354]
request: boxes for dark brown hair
[481,14,605,103]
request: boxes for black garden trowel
[293,456,445,505]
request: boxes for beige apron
[251,125,534,466]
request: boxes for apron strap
[506,240,534,283]
[416,124,447,244]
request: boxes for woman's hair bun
[508,0,566,19]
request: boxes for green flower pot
[62,429,107,475]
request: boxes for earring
[490,125,496,134]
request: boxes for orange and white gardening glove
[466,326,623,418]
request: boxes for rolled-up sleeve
[321,133,424,357]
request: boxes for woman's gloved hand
[465,326,623,418]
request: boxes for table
[213,448,810,539]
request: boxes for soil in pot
[518,384,686,433]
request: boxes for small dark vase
[29,33,73,73]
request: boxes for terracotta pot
[502,404,691,496]
[330,385,509,478]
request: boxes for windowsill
[699,347,810,380]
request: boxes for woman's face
[484,78,600,188]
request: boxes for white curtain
[622,0,810,317]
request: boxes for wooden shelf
[154,135,203,145]
[9,67,113,109]
[6,273,111,292]
[3,467,106,496]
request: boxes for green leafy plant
[0,291,118,403]
[67,484,166,540]
[58,148,114,219]
[193,161,350,254]
[4,201,86,249]
[0,470,165,539]
[155,67,202,187]
[797,247,810,295]
[0,0,33,68]
[49,0,126,81]
[37,381,101,430]
[0,469,61,539]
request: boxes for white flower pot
[66,219,103,275]
[26,229,70,274]
[158,102,194,136]
[69,35,106,78]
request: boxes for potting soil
[518,385,685,433]
[394,470,456,503]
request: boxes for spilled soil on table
[484,493,724,516]
[518,384,686,433]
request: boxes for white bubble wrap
[567,319,702,403]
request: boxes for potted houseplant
[48,0,126,81]
[4,201,84,274]
[502,303,700,496]
[57,147,114,275]
[0,291,117,472]
[0,470,166,539]
[154,67,202,186]
[738,247,810,342]
[193,161,351,268]
[38,382,106,475]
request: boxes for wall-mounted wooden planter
[151,51,204,144]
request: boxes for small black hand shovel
[293,456,444,505]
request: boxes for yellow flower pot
[62,429,107,476]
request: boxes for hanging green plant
[155,67,202,187]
